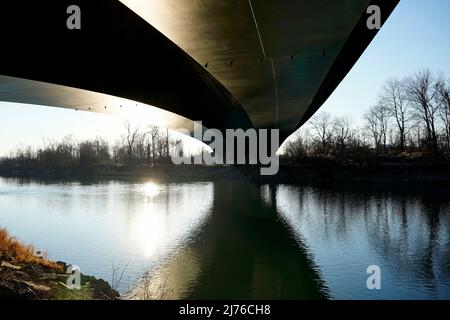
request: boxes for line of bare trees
[1,69,449,169]
[283,69,450,162]
[0,122,182,170]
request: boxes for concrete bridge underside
[0,0,399,142]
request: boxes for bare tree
[166,129,170,158]
[125,121,139,164]
[283,136,308,160]
[405,70,440,152]
[309,112,335,154]
[148,125,160,166]
[364,104,390,153]
[334,116,353,156]
[94,138,111,167]
[436,78,450,151]
[135,132,147,163]
[145,136,151,166]
[379,78,411,151]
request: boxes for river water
[0,177,449,299]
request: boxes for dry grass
[0,228,62,272]
[126,269,174,300]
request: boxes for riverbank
[0,228,119,300]
[1,161,450,186]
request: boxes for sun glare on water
[142,182,160,197]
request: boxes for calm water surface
[0,177,449,299]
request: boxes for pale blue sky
[1,0,449,156]
[321,0,450,122]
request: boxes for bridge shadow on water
[134,180,328,300]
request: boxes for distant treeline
[0,122,184,170]
[282,69,450,163]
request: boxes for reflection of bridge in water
[1,1,398,143]
[130,181,327,300]
[129,181,450,300]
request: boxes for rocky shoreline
[0,252,119,300]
